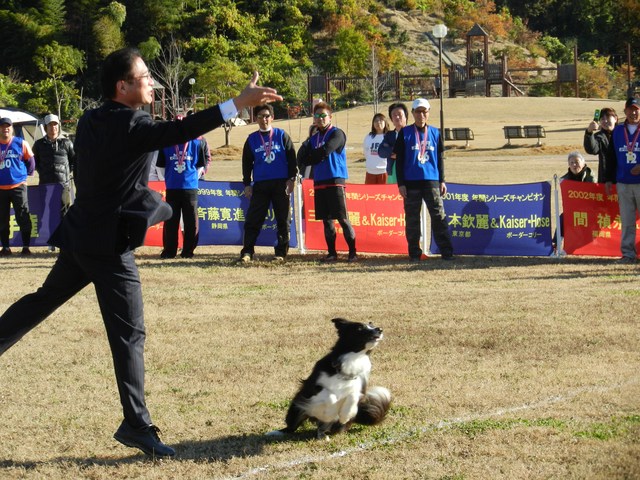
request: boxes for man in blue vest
[0,117,34,255]
[239,104,297,262]
[298,101,357,262]
[157,115,209,259]
[604,97,640,263]
[393,98,453,261]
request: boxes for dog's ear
[331,318,350,330]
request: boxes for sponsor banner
[560,180,639,256]
[9,184,62,247]
[301,179,407,254]
[435,182,553,256]
[146,180,297,248]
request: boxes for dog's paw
[265,429,286,437]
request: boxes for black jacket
[49,100,226,254]
[583,129,612,183]
[32,135,76,186]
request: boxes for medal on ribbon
[414,126,427,163]
[173,142,189,173]
[623,124,640,164]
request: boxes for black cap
[625,98,640,109]
[0,117,12,126]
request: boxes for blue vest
[311,127,348,181]
[401,124,440,181]
[247,128,289,182]
[611,124,640,184]
[162,139,201,189]
[0,137,28,186]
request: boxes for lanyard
[413,126,427,160]
[173,142,189,165]
[259,129,273,159]
[315,125,333,149]
[0,137,13,164]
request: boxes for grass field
[1,97,639,479]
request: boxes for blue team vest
[0,137,28,186]
[311,127,348,181]
[247,128,289,182]
[612,124,640,184]
[401,124,440,181]
[162,139,201,189]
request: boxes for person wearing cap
[238,103,297,263]
[584,107,617,183]
[604,97,640,264]
[297,101,357,262]
[0,116,35,256]
[32,114,76,218]
[156,114,210,259]
[0,47,282,458]
[393,98,454,261]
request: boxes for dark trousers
[163,188,199,258]
[404,182,453,258]
[241,179,291,257]
[0,249,152,427]
[323,219,356,256]
[0,184,32,248]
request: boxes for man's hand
[398,185,407,199]
[244,185,253,199]
[630,164,640,176]
[440,182,447,196]
[233,72,283,111]
[605,182,613,195]
[285,178,295,195]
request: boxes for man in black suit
[0,47,282,458]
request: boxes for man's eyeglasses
[257,114,271,119]
[126,72,152,82]
[314,113,329,119]
[414,109,429,115]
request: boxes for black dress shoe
[114,421,175,458]
[0,248,12,256]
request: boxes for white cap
[411,98,431,111]
[44,114,60,125]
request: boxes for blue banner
[9,184,62,247]
[195,181,297,247]
[433,182,553,256]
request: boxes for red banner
[302,179,407,254]
[560,180,640,256]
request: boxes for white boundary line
[225,379,638,479]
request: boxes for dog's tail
[355,386,391,425]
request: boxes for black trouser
[0,184,32,248]
[241,179,291,257]
[163,188,199,258]
[403,182,453,258]
[0,249,152,427]
[323,219,356,256]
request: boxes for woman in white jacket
[362,113,389,184]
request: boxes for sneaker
[321,254,337,263]
[0,248,12,256]
[21,247,32,255]
[48,245,56,253]
[271,256,285,263]
[347,253,358,263]
[442,254,454,261]
[239,253,252,263]
[160,251,176,259]
[616,256,637,264]
[114,421,175,458]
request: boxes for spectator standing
[378,102,408,184]
[604,97,640,263]
[362,113,389,184]
[0,47,282,457]
[33,114,76,218]
[239,104,297,263]
[156,115,210,259]
[584,107,617,183]
[0,117,34,255]
[298,101,357,262]
[393,98,453,261]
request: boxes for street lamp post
[432,24,448,138]
[188,77,196,112]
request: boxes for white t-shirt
[362,133,387,175]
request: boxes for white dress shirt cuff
[219,99,239,122]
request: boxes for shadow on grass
[0,430,318,470]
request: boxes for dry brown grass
[3,97,639,479]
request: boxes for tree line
[0,0,638,123]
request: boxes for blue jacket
[394,124,444,185]
[243,128,292,183]
[0,136,33,186]
[604,123,640,184]
[159,139,205,189]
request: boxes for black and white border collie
[268,318,391,440]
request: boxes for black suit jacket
[50,100,226,254]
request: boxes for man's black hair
[388,102,408,118]
[101,47,142,99]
